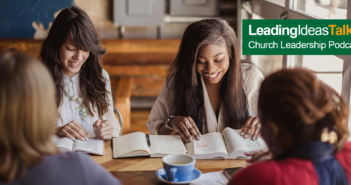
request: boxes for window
[292,0,347,19]
[238,0,351,94]
[293,55,343,94]
[238,0,351,136]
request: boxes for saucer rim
[155,168,202,184]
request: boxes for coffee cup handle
[169,168,178,182]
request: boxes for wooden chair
[114,107,123,136]
[115,77,133,133]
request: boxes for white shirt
[146,63,264,135]
[56,70,120,137]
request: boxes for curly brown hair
[39,6,108,120]
[258,69,349,153]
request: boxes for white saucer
[155,168,202,184]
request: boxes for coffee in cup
[162,154,195,182]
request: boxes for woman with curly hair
[232,69,351,185]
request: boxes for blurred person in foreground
[0,52,121,185]
[231,69,351,185]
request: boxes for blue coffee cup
[162,154,195,182]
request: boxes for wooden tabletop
[91,140,246,184]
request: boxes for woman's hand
[240,116,261,140]
[171,116,202,143]
[93,120,114,140]
[245,150,272,164]
[55,120,88,141]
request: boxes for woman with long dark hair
[231,69,351,185]
[147,19,264,142]
[39,6,120,140]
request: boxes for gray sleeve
[77,153,122,185]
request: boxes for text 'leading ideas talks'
[243,20,351,55]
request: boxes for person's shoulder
[166,71,176,85]
[45,152,121,184]
[335,142,351,166]
[44,152,89,166]
[74,152,122,184]
[336,142,351,159]
[240,62,263,77]
[161,72,176,92]
[340,141,351,151]
[46,152,84,161]
[102,69,110,81]
[232,160,277,185]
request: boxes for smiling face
[59,35,90,78]
[196,43,230,85]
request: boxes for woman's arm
[146,80,173,135]
[96,70,121,138]
[147,80,201,142]
[240,64,265,140]
[242,63,264,117]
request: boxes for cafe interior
[1,0,351,184]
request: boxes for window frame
[238,0,351,134]
[238,0,351,95]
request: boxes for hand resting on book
[93,120,114,140]
[55,120,88,141]
[171,116,202,143]
[240,116,261,141]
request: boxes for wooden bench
[0,39,180,133]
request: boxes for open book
[186,127,268,159]
[55,137,105,156]
[112,132,186,158]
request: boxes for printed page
[190,171,229,185]
[56,137,74,151]
[192,132,228,155]
[112,132,150,158]
[149,135,186,157]
[223,127,268,158]
[73,138,104,155]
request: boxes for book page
[223,127,268,158]
[149,135,186,156]
[73,138,104,155]
[190,171,229,185]
[113,132,150,158]
[56,137,74,151]
[192,132,228,155]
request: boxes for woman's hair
[39,6,108,119]
[167,19,250,132]
[258,69,349,152]
[0,52,58,182]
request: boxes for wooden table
[91,141,246,184]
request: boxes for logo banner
[242,19,351,55]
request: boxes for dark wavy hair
[258,69,349,153]
[167,19,250,133]
[39,6,108,119]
